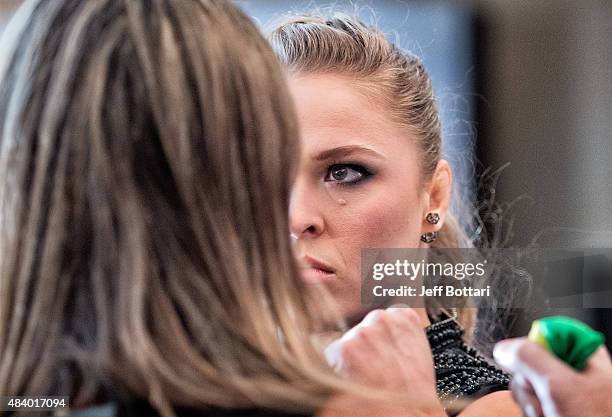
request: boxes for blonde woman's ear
[424,159,452,225]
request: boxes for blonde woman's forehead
[288,73,417,153]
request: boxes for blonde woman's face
[288,74,430,320]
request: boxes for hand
[493,337,612,417]
[324,308,444,415]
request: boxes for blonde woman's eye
[324,164,371,184]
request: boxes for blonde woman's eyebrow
[312,145,385,162]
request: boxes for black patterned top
[426,317,511,415]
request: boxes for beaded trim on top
[425,317,511,409]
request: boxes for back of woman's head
[0,0,334,413]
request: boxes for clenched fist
[324,308,445,416]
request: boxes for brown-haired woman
[0,1,447,417]
[270,14,521,417]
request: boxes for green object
[528,316,605,370]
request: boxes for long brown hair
[0,0,341,414]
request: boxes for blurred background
[1,0,611,342]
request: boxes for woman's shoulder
[456,390,522,417]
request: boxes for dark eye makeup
[323,163,373,185]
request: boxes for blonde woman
[0,1,451,417]
[270,15,521,416]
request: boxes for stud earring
[421,213,439,243]
[426,212,440,225]
[420,231,437,243]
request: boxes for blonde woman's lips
[300,255,336,283]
